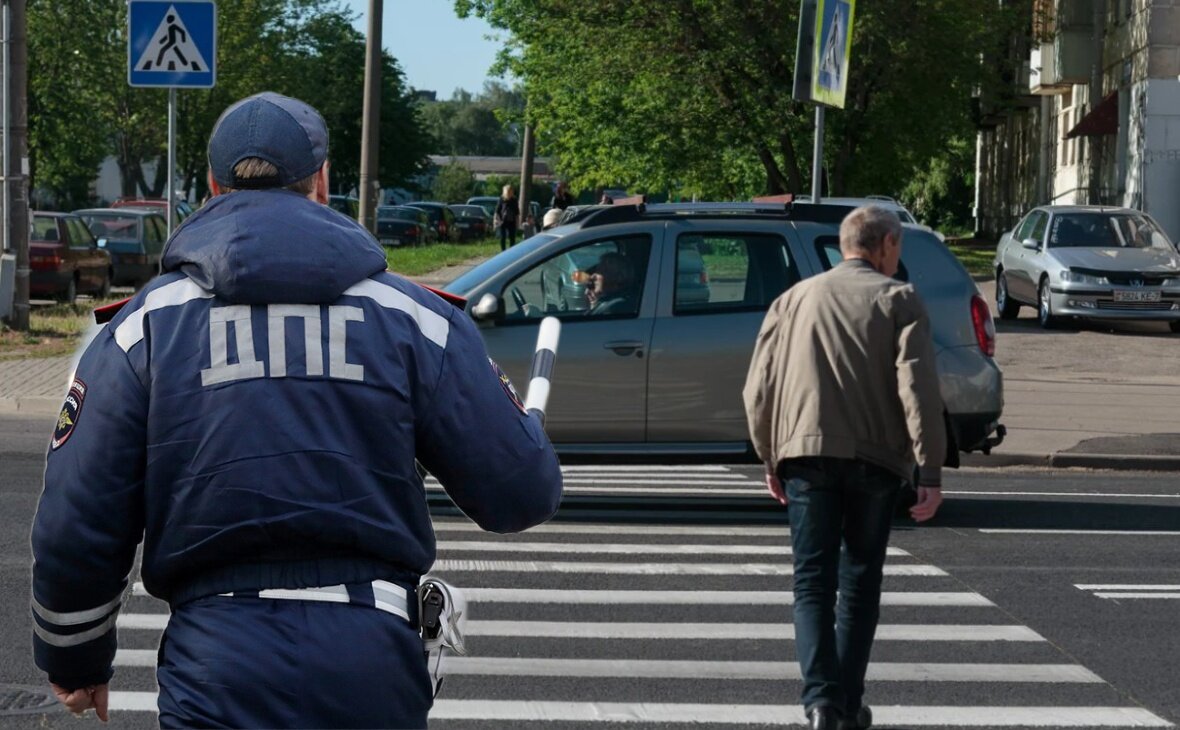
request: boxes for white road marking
[430,480,759,488]
[429,702,1172,726]
[559,465,736,472]
[460,621,1043,642]
[981,529,1180,536]
[1075,585,1180,590]
[946,490,1180,499]
[437,540,909,557]
[463,588,994,607]
[1093,593,1180,599]
[113,616,1041,642]
[110,651,1099,683]
[433,560,944,576]
[101,695,1175,725]
[433,523,790,537]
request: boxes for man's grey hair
[839,205,903,257]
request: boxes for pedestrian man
[743,205,945,730]
[30,91,563,728]
[549,181,575,210]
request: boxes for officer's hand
[765,470,787,506]
[51,682,109,722]
[910,486,942,523]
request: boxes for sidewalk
[5,259,1180,471]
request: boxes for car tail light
[30,254,62,270]
[970,294,996,357]
[407,226,419,236]
[699,271,709,285]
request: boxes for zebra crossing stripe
[429,702,1172,726]
[99,695,1175,725]
[558,465,735,472]
[432,523,790,537]
[460,621,1043,642]
[462,588,994,606]
[110,651,1100,682]
[437,540,910,557]
[433,560,943,576]
[113,615,1042,642]
[1076,584,1180,600]
[431,484,765,495]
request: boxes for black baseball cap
[207,92,328,189]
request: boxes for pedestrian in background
[550,181,575,210]
[29,91,563,728]
[495,184,520,250]
[521,213,537,240]
[743,205,946,730]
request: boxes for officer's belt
[217,580,411,623]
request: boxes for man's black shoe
[839,705,873,730]
[807,706,842,730]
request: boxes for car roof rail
[580,202,648,228]
[578,199,852,229]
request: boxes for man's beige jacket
[743,258,946,485]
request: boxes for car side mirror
[1021,237,1040,251]
[471,292,502,321]
[96,238,108,249]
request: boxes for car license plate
[1113,290,1161,302]
[457,222,470,228]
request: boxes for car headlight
[1059,269,1108,285]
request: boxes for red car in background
[29,212,112,303]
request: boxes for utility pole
[7,0,27,330]
[1086,0,1107,205]
[358,0,382,234]
[518,123,534,223]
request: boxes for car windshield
[445,233,560,296]
[80,214,140,242]
[377,207,417,221]
[1049,213,1172,249]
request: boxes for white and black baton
[524,316,561,425]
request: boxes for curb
[0,397,62,416]
[961,451,1180,472]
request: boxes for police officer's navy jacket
[30,190,563,690]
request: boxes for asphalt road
[2,412,1178,728]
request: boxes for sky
[341,1,507,99]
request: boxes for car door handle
[604,340,644,357]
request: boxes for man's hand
[910,486,942,522]
[765,469,787,506]
[51,683,109,722]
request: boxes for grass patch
[0,297,124,360]
[386,239,501,277]
[946,242,996,278]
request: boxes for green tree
[432,160,476,202]
[457,0,1014,206]
[418,82,525,156]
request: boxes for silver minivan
[445,203,1004,464]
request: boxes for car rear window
[31,217,60,242]
[82,215,141,242]
[814,231,972,290]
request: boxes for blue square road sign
[128,1,216,88]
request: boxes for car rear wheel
[100,269,112,298]
[1037,278,1057,329]
[996,271,1020,320]
[59,276,77,305]
[1169,321,1180,334]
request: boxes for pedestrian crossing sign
[128,1,216,88]
[810,0,855,108]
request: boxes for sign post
[128,1,216,236]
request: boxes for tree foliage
[431,159,477,202]
[456,0,1018,216]
[27,0,432,208]
[418,82,526,157]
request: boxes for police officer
[30,92,563,728]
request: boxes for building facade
[974,0,1180,242]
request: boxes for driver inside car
[584,252,639,316]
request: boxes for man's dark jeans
[779,456,903,715]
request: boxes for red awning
[1065,90,1119,139]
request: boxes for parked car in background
[448,204,491,241]
[328,195,360,219]
[994,205,1180,331]
[29,212,112,303]
[75,208,167,287]
[466,196,499,218]
[407,202,457,242]
[111,197,193,228]
[375,205,435,247]
[445,201,1004,462]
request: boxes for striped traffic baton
[523,316,561,425]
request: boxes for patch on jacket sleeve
[489,357,526,413]
[51,378,87,450]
